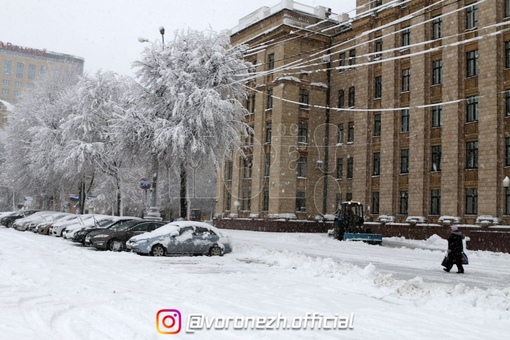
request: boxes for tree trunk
[180,163,187,219]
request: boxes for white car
[13,211,54,231]
[62,215,128,239]
[50,215,92,237]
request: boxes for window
[399,191,408,214]
[374,38,382,59]
[432,60,442,85]
[432,145,442,171]
[465,188,478,215]
[265,122,272,143]
[506,41,510,69]
[226,161,233,180]
[1,89,9,95]
[262,189,269,211]
[506,138,510,166]
[338,89,345,108]
[466,50,478,77]
[2,79,9,86]
[401,28,410,47]
[264,153,271,177]
[346,193,353,201]
[374,0,382,7]
[338,52,345,72]
[432,16,442,39]
[348,122,354,143]
[266,89,273,109]
[466,96,478,122]
[506,187,510,215]
[466,141,478,169]
[337,123,344,144]
[298,122,308,144]
[506,0,510,18]
[16,62,24,78]
[374,76,382,98]
[296,192,306,212]
[14,81,23,88]
[374,113,381,136]
[347,157,354,179]
[3,60,12,77]
[268,53,275,70]
[372,192,379,214]
[28,64,36,80]
[401,109,410,132]
[401,149,409,174]
[297,157,307,177]
[372,192,380,214]
[432,105,442,127]
[226,192,231,211]
[466,5,478,30]
[299,89,309,109]
[336,194,342,211]
[336,158,343,179]
[349,49,356,67]
[431,190,441,215]
[246,94,255,113]
[373,152,380,176]
[401,69,410,92]
[243,158,252,178]
[241,191,251,210]
[506,91,510,116]
[348,86,355,107]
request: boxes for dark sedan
[72,217,140,245]
[90,220,166,251]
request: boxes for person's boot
[443,268,450,272]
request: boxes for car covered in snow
[126,221,232,257]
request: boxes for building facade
[216,0,510,225]
[0,40,84,110]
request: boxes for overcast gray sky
[0,0,357,77]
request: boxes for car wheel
[151,244,166,257]
[209,245,223,257]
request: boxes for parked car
[50,215,92,237]
[1,210,39,228]
[13,211,54,231]
[126,221,232,257]
[90,220,166,251]
[37,214,78,235]
[63,215,121,239]
[72,217,141,245]
[27,213,72,232]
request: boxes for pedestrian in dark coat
[444,225,465,273]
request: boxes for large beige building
[0,40,84,111]
[216,0,510,225]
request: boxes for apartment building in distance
[0,40,84,122]
[216,0,510,226]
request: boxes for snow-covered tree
[0,68,80,209]
[120,28,250,218]
[57,71,140,214]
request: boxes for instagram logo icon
[156,309,182,334]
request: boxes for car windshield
[111,220,141,231]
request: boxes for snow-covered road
[0,226,509,340]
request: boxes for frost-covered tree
[121,28,250,218]
[57,71,139,215]
[1,68,80,209]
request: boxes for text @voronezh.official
[156,310,355,334]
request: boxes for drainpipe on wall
[323,46,332,215]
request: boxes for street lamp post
[159,26,165,46]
